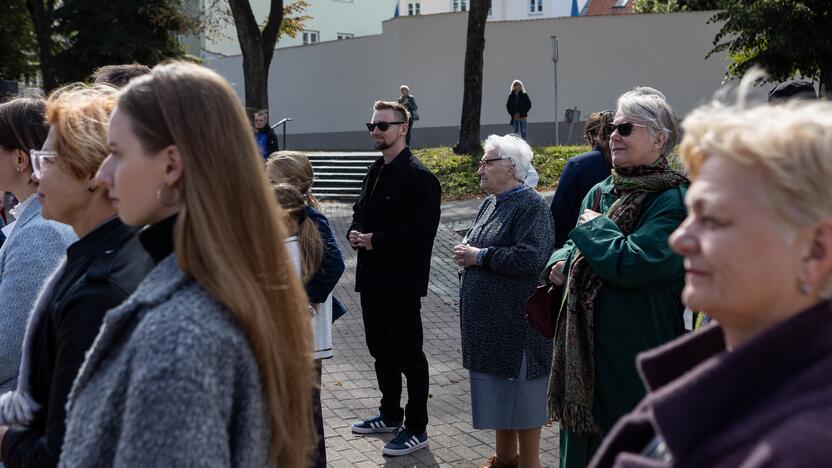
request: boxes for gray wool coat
[59,255,271,467]
[0,198,75,393]
[459,187,555,379]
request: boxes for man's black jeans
[360,292,429,434]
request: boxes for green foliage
[52,0,195,84]
[0,0,38,81]
[633,0,723,12]
[199,0,310,42]
[708,0,832,95]
[414,145,589,200]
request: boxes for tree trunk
[228,0,283,119]
[820,64,831,101]
[453,0,491,157]
[26,0,57,91]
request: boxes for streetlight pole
[551,35,559,146]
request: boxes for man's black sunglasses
[604,122,649,137]
[366,121,405,132]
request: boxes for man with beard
[348,100,441,457]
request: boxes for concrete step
[307,151,377,201]
[313,179,363,187]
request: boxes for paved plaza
[318,194,560,467]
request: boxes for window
[529,0,543,14]
[336,32,354,40]
[302,30,319,45]
[452,0,467,12]
[407,2,421,15]
[612,0,629,6]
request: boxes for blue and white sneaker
[382,428,429,456]
[351,414,402,434]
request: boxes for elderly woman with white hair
[545,87,689,468]
[588,82,832,468]
[453,134,554,468]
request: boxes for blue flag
[394,2,400,17]
[571,0,580,16]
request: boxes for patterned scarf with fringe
[547,156,688,435]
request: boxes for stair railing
[271,117,293,149]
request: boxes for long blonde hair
[272,182,323,285]
[266,151,320,209]
[118,62,315,467]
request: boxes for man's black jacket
[349,148,441,297]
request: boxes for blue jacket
[0,198,76,393]
[305,207,344,303]
[549,148,611,249]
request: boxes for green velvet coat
[547,176,687,468]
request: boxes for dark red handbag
[525,284,562,339]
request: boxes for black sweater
[2,217,154,468]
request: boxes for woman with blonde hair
[0,84,154,467]
[506,80,531,140]
[589,78,832,467]
[267,151,345,468]
[60,62,315,467]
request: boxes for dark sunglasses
[366,121,405,132]
[604,122,649,137]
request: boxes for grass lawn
[414,145,590,200]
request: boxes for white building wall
[206,11,733,149]
[202,0,397,56]
[398,0,590,19]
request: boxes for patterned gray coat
[459,188,555,379]
[59,255,271,467]
[0,198,75,393]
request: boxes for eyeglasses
[478,157,513,168]
[366,121,405,132]
[29,149,57,179]
[604,122,650,137]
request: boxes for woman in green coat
[545,87,688,468]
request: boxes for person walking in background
[60,62,316,467]
[0,98,76,396]
[590,77,832,468]
[349,100,441,457]
[0,84,154,468]
[506,80,531,140]
[453,134,555,468]
[550,111,614,248]
[546,88,688,467]
[254,110,280,160]
[397,85,419,147]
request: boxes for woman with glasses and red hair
[544,87,689,468]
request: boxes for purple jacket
[590,301,832,468]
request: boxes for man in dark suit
[348,100,441,457]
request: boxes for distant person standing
[349,100,441,457]
[397,85,419,147]
[506,80,532,140]
[254,110,280,160]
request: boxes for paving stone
[319,199,559,467]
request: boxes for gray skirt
[469,352,549,430]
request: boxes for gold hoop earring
[156,183,180,207]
